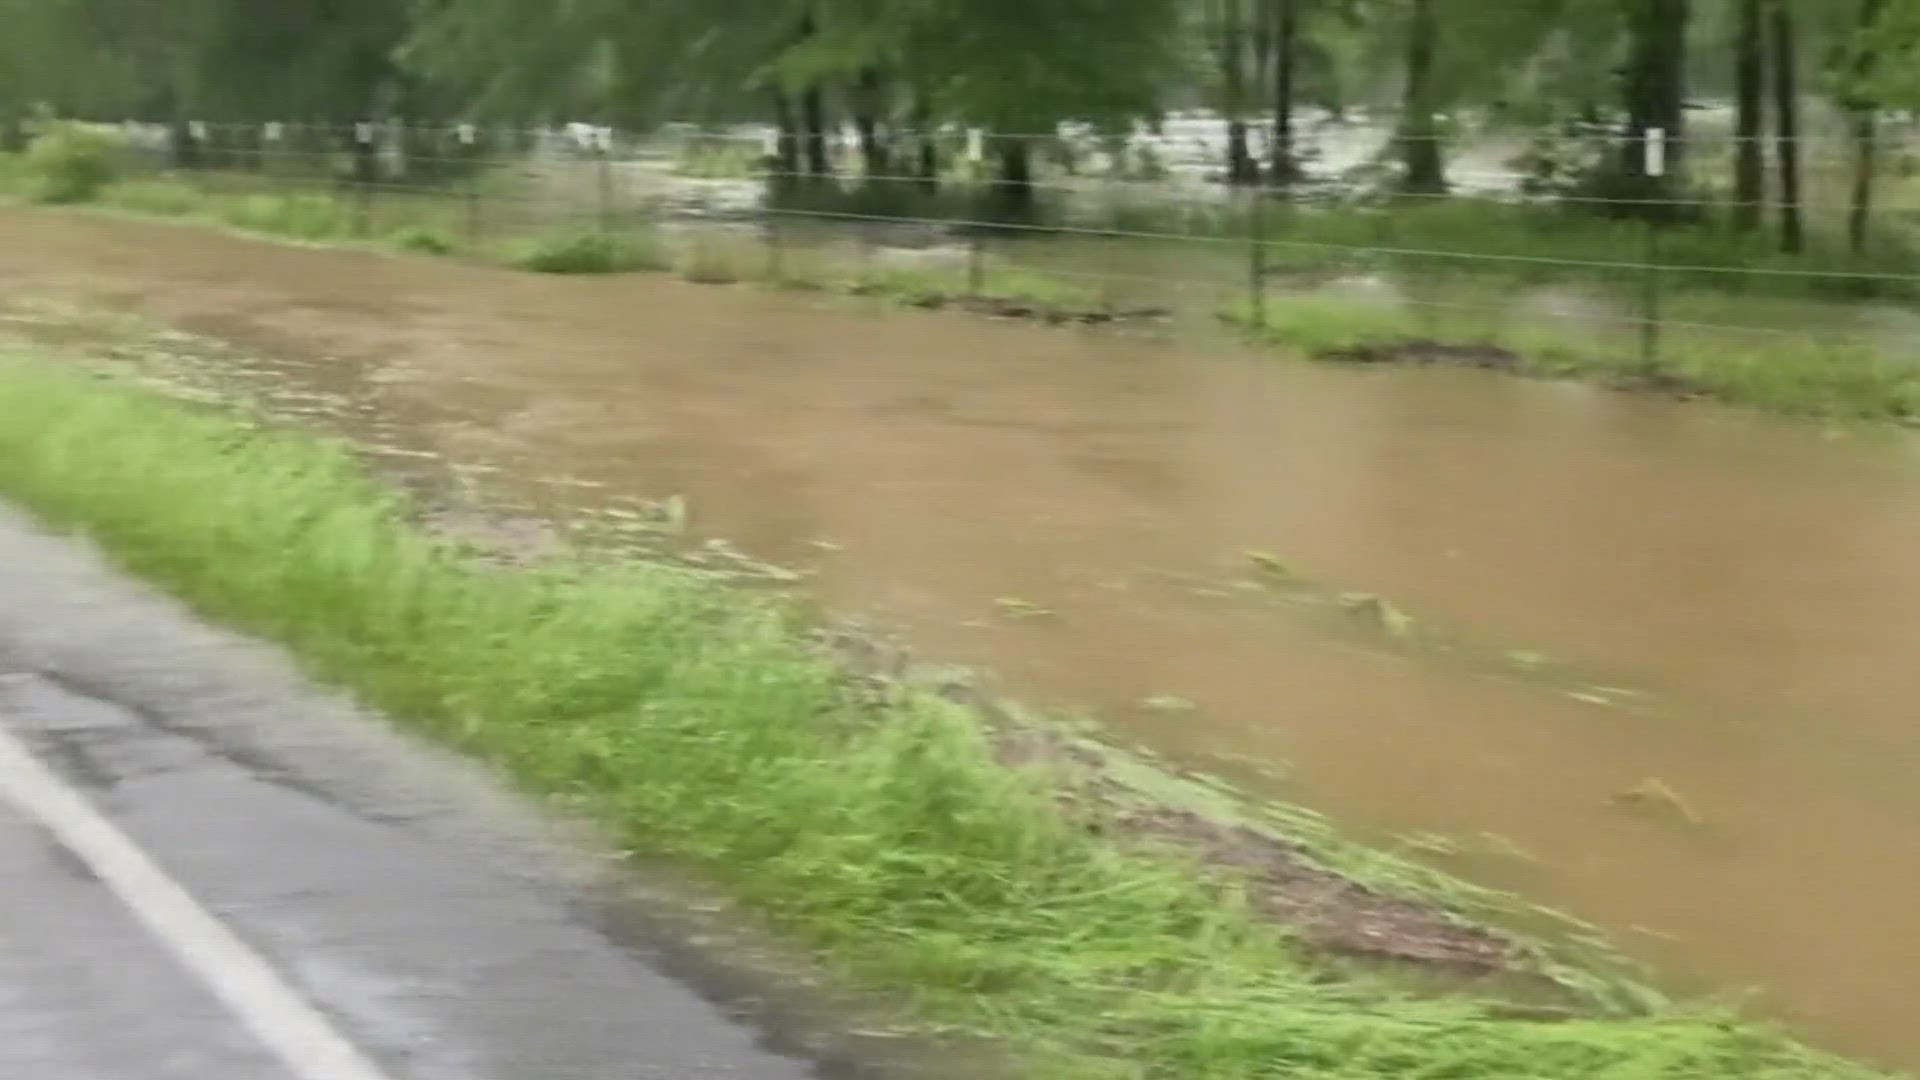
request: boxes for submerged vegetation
[0,351,1893,1079]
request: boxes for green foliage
[1227,289,1920,422]
[101,178,204,216]
[0,355,1895,1080]
[0,151,28,198]
[1861,0,1920,106]
[219,193,351,240]
[22,123,126,204]
[388,225,456,255]
[505,230,665,274]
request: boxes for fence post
[595,127,614,235]
[760,129,786,283]
[353,122,375,236]
[1638,127,1668,371]
[1639,220,1663,371]
[965,129,987,296]
[458,124,483,245]
[1248,190,1269,328]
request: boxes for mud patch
[844,284,1173,327]
[1321,340,1521,369]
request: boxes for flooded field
[5,209,1920,1069]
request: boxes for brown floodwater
[5,210,1920,1070]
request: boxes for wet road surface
[0,502,824,1080]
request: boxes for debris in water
[993,597,1055,621]
[658,494,690,533]
[1506,650,1548,669]
[542,475,608,489]
[1612,778,1704,826]
[1399,831,1537,865]
[1342,592,1415,638]
[1567,686,1639,708]
[1244,549,1291,577]
[1141,695,1198,714]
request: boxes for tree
[1206,0,1263,184]
[1837,0,1891,254]
[1264,0,1305,183]
[1351,0,1578,197]
[1769,0,1803,253]
[1860,0,1920,106]
[1398,0,1444,192]
[1731,0,1767,232]
[892,0,1187,211]
[1610,0,1692,218]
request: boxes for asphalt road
[0,501,830,1080]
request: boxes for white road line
[0,721,399,1080]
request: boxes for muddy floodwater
[6,210,1920,1070]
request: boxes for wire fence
[13,117,1920,388]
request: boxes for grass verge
[0,352,1891,1079]
[1226,293,1920,423]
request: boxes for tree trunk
[1270,0,1300,183]
[1616,0,1690,219]
[350,130,379,184]
[1227,120,1259,183]
[167,119,203,171]
[1769,0,1802,254]
[996,137,1035,215]
[1845,0,1889,254]
[1399,0,1445,194]
[1848,109,1879,254]
[912,98,939,191]
[771,92,802,184]
[853,67,888,181]
[1731,0,1766,232]
[796,11,831,179]
[1220,0,1260,184]
[801,84,831,178]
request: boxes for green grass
[217,191,354,240]
[0,353,1893,1079]
[1228,292,1920,423]
[100,177,205,216]
[503,229,668,274]
[388,224,457,255]
[1100,198,1920,303]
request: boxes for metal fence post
[1248,190,1269,327]
[459,124,483,245]
[353,122,375,236]
[1638,127,1668,372]
[595,128,614,235]
[1640,219,1663,371]
[965,130,987,296]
